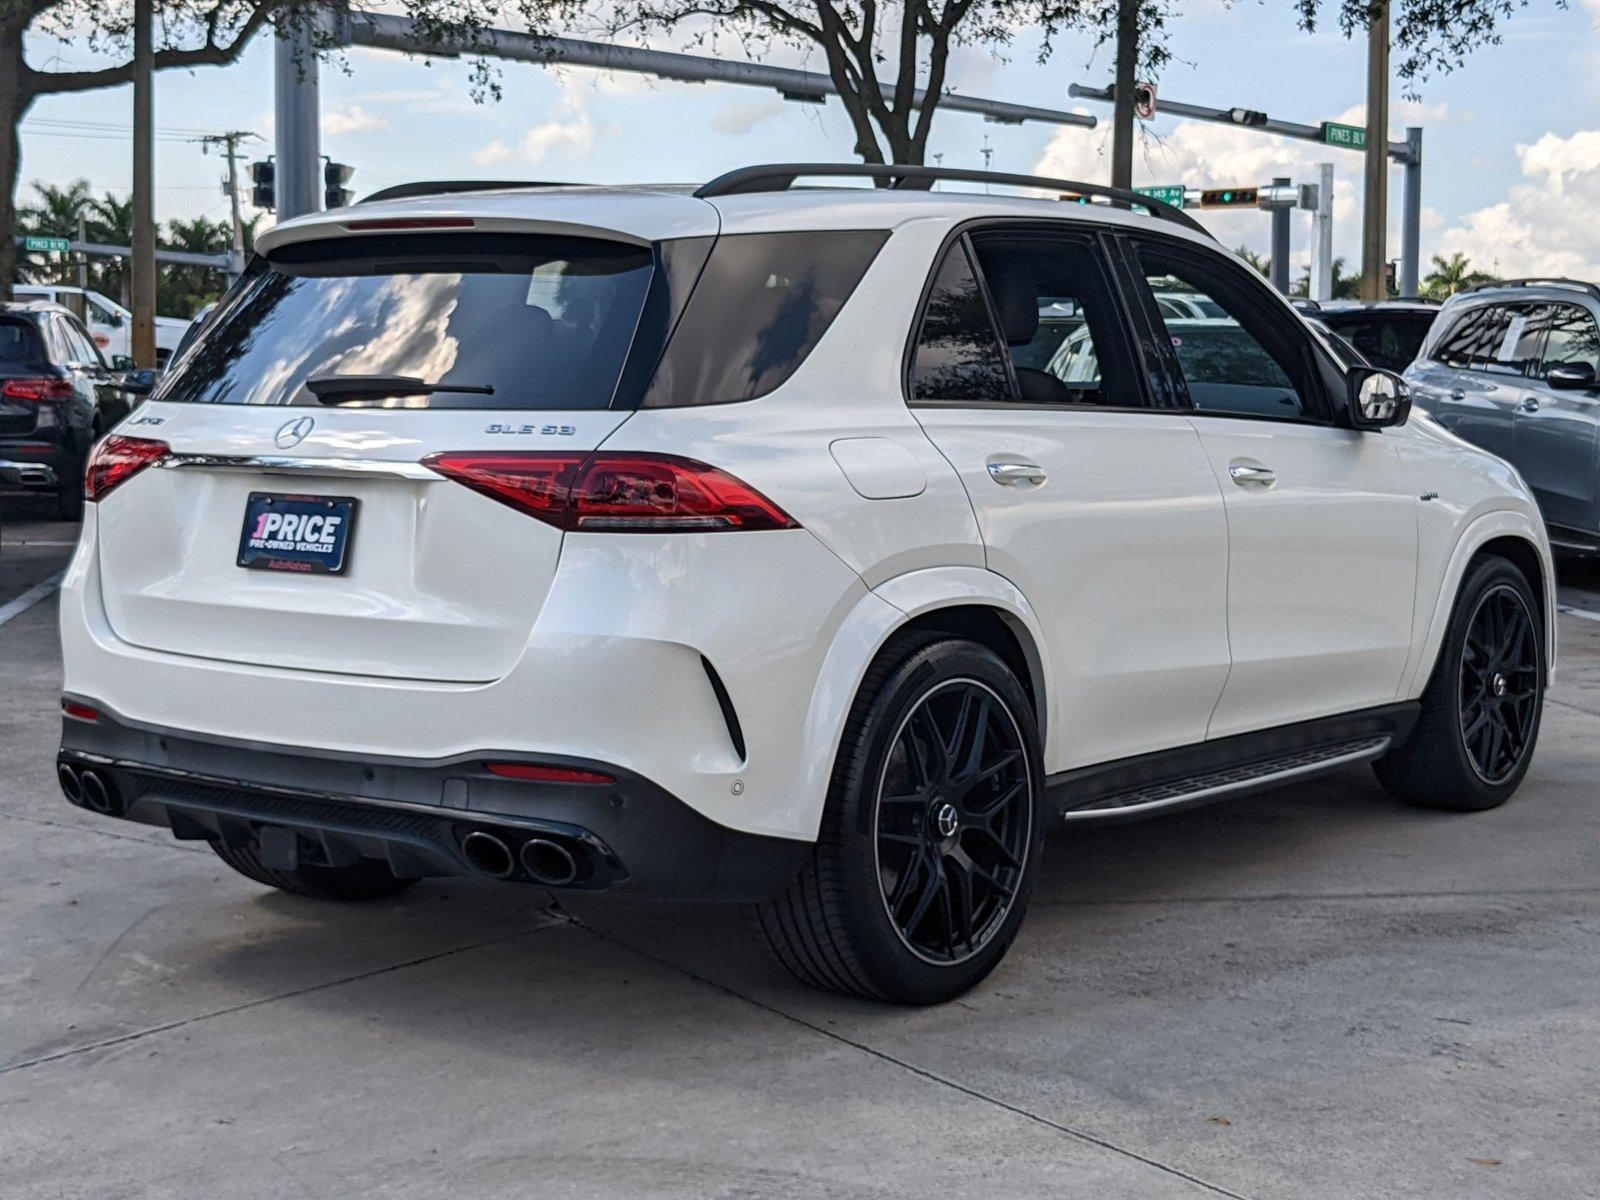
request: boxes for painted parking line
[1558,605,1600,624]
[0,570,65,630]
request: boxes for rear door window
[1433,305,1516,371]
[157,233,656,410]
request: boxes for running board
[1059,735,1392,824]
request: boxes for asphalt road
[2,497,1597,1199]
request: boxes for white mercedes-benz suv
[57,164,1554,1004]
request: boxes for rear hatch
[95,220,701,682]
[0,315,52,439]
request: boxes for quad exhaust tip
[57,763,83,805]
[520,838,580,887]
[460,830,517,879]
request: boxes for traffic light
[324,161,354,210]
[1058,193,1093,205]
[250,160,275,211]
[1198,187,1260,209]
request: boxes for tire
[209,838,417,901]
[1373,554,1545,811]
[55,465,84,522]
[751,634,1045,1004]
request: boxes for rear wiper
[305,374,495,405]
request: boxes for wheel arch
[1403,510,1556,698]
[795,567,1054,839]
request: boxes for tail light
[3,377,75,402]
[423,451,799,533]
[85,435,170,501]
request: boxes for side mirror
[1546,362,1596,391]
[110,354,136,371]
[119,368,160,397]
[1347,366,1411,429]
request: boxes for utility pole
[1270,176,1292,294]
[1360,0,1391,302]
[75,212,88,293]
[1310,163,1335,302]
[1110,0,1139,189]
[201,132,255,277]
[130,0,156,367]
[274,19,322,220]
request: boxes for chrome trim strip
[154,453,440,481]
[1060,738,1391,824]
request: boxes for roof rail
[357,179,575,205]
[693,162,1212,238]
[1462,277,1600,302]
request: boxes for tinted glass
[0,318,43,366]
[909,241,1012,403]
[1434,305,1514,370]
[971,233,1143,407]
[1138,245,1309,420]
[62,316,102,366]
[1539,303,1600,375]
[643,230,886,407]
[157,234,654,409]
[1320,311,1434,372]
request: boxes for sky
[17,1,1600,285]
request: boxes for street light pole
[130,0,156,367]
[1360,0,1391,302]
[1110,0,1139,189]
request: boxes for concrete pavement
[2,504,1596,1198]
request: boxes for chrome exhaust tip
[79,769,117,815]
[57,763,83,804]
[520,838,580,887]
[460,830,516,879]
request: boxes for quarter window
[908,241,1013,403]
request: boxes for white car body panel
[61,183,1555,859]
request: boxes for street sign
[23,236,71,254]
[1198,187,1260,209]
[1321,121,1367,151]
[1135,184,1186,209]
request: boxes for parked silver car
[1406,279,1600,552]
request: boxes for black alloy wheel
[874,679,1032,965]
[1459,584,1540,784]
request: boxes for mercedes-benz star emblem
[933,802,960,839]
[275,415,316,449]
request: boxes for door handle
[1521,397,1541,413]
[987,460,1048,488]
[1447,388,1467,402]
[1228,462,1276,488]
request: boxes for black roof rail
[1462,277,1600,302]
[693,162,1212,238]
[357,179,575,205]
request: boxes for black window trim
[901,216,1168,414]
[1116,229,1349,429]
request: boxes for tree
[1234,245,1270,278]
[1,0,551,299]
[1292,256,1361,300]
[1421,251,1491,299]
[604,0,1090,166]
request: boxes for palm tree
[1292,257,1362,301]
[1234,246,1271,278]
[15,178,93,283]
[1422,252,1492,300]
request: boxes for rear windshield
[157,233,654,410]
[0,318,42,367]
[1321,311,1435,372]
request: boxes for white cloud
[471,83,614,167]
[322,105,389,135]
[713,97,786,135]
[1438,129,1600,277]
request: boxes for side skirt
[1048,702,1420,825]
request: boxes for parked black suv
[1,301,134,520]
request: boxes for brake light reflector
[2,377,74,402]
[422,452,798,533]
[485,762,616,785]
[61,699,101,722]
[85,435,170,501]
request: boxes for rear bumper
[0,437,70,491]
[57,705,811,901]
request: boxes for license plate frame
[236,491,359,576]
